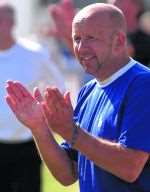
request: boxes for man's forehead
[73,9,108,27]
[73,11,113,32]
[72,17,112,39]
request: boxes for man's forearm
[31,126,77,186]
[69,127,149,182]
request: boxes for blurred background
[8,0,150,38]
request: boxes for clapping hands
[5,81,74,140]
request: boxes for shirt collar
[97,58,136,88]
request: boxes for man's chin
[84,68,95,76]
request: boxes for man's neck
[97,55,130,82]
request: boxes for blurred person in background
[0,2,65,192]
[47,0,76,54]
[107,0,150,66]
[47,0,93,84]
[139,11,150,35]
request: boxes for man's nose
[78,39,89,52]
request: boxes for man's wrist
[69,123,80,148]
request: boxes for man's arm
[31,124,77,186]
[5,81,78,186]
[72,127,149,183]
[44,87,149,183]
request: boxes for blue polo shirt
[62,58,150,192]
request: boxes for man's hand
[5,81,47,131]
[43,87,74,140]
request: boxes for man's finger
[64,91,72,106]
[33,87,43,103]
[5,95,17,114]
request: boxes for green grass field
[42,164,79,192]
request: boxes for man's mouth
[80,56,95,63]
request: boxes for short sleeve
[119,74,150,152]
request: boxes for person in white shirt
[0,2,65,192]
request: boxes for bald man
[6,3,150,192]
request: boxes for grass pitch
[42,164,79,192]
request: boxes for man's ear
[113,31,126,54]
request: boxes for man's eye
[87,36,95,40]
[74,37,81,43]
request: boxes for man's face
[72,15,115,78]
